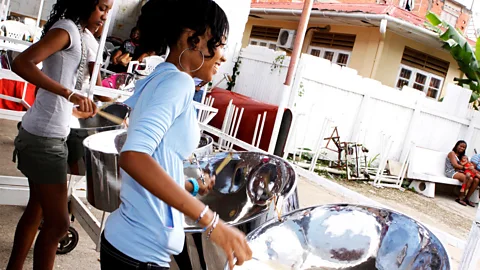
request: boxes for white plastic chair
[143,55,165,73]
[0,20,30,42]
[218,100,245,151]
[127,55,165,75]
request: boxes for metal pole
[32,0,44,41]
[5,0,10,21]
[35,0,44,28]
[267,0,314,154]
[88,0,116,100]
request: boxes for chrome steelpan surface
[226,204,450,270]
[68,103,129,176]
[83,129,126,212]
[181,151,299,270]
[83,130,215,212]
[184,151,298,232]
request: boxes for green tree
[426,12,480,109]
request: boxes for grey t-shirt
[22,19,82,138]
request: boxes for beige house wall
[243,18,462,96]
[375,31,462,96]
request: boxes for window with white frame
[249,26,280,50]
[249,38,278,50]
[308,46,351,66]
[396,47,449,100]
[308,32,356,67]
[396,65,444,100]
[441,1,461,26]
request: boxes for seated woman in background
[108,26,155,73]
[445,140,479,207]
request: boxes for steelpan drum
[181,152,299,270]
[68,103,129,175]
[226,204,450,270]
[184,152,298,231]
[83,130,215,212]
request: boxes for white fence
[233,46,290,106]
[233,46,480,164]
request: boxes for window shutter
[250,26,281,41]
[310,32,356,51]
[401,47,449,77]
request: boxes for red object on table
[0,79,36,111]
[207,88,290,152]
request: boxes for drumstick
[72,96,121,110]
[215,152,233,175]
[98,96,121,110]
[97,111,125,125]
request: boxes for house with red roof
[242,0,474,99]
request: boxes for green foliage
[298,82,305,97]
[227,59,241,91]
[426,11,480,108]
[270,55,286,73]
[367,154,380,168]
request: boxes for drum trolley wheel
[38,202,79,254]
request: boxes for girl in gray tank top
[7,1,113,269]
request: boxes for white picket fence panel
[232,46,480,163]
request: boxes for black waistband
[101,233,169,270]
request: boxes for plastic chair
[0,20,30,42]
[142,55,165,73]
[127,55,166,76]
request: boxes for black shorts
[100,233,169,270]
[13,127,68,184]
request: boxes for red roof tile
[251,3,426,27]
[252,2,477,43]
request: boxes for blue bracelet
[188,178,199,197]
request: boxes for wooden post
[268,0,314,154]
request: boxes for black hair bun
[137,0,229,58]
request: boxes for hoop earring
[179,47,205,72]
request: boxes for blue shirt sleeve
[471,154,480,170]
[122,71,194,156]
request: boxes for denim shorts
[13,127,68,184]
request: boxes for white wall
[108,0,142,40]
[233,46,480,164]
[233,46,290,105]
[8,0,142,40]
[9,0,54,20]
[211,0,251,89]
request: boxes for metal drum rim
[70,102,130,131]
[82,129,127,156]
[224,203,452,270]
